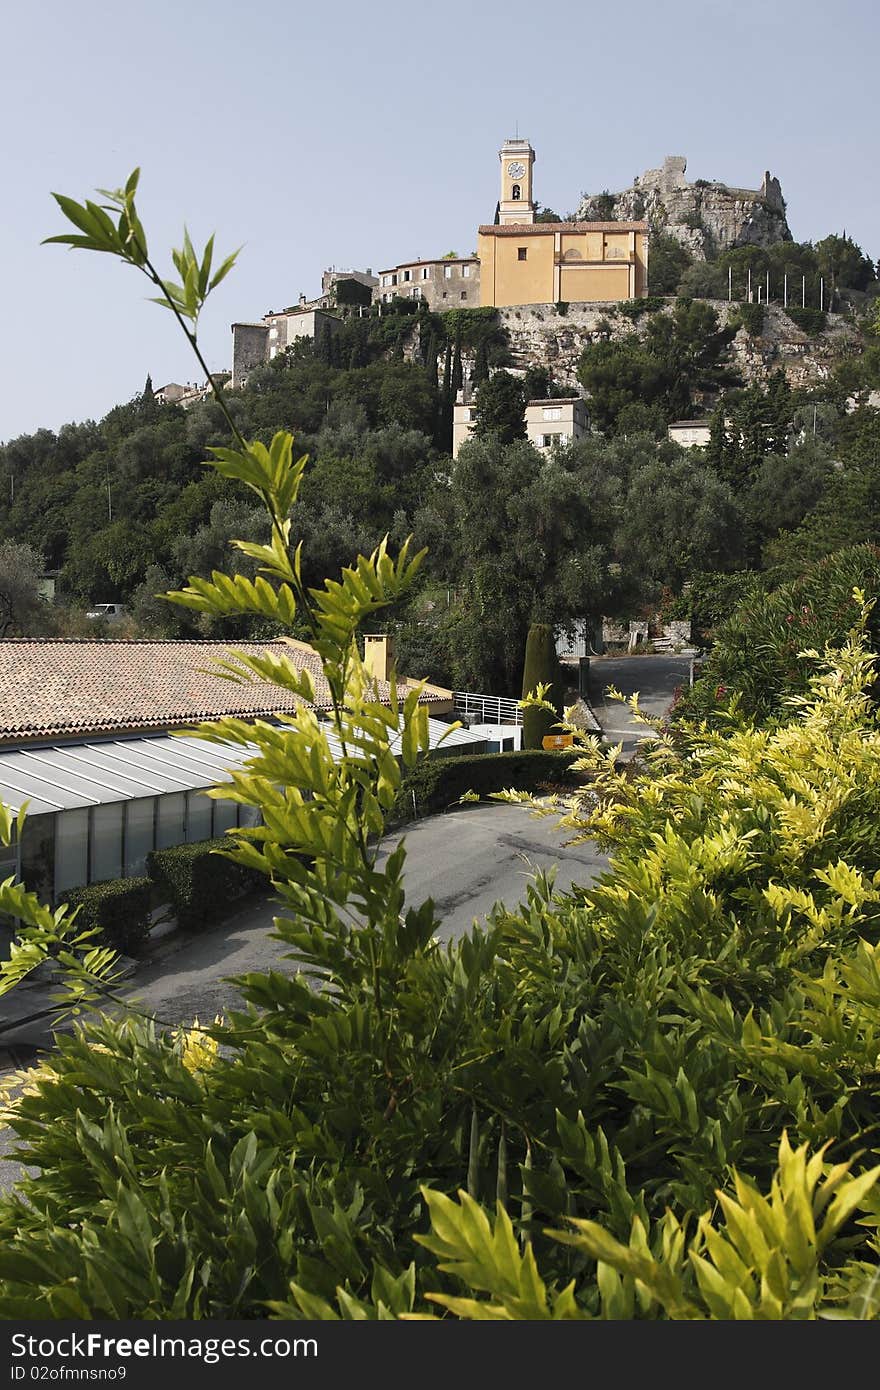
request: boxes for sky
[2,0,878,444]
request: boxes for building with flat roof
[667,419,712,448]
[453,395,589,459]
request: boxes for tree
[645,231,693,295]
[471,371,527,444]
[815,232,876,303]
[521,622,563,748]
[0,540,47,635]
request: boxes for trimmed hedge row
[147,837,267,932]
[64,877,153,957]
[394,749,584,821]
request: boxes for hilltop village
[153,138,867,471]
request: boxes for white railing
[453,691,523,726]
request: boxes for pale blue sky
[2,0,877,442]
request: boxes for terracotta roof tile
[478,221,648,234]
[0,639,444,744]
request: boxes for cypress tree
[451,332,463,399]
[472,340,490,385]
[521,622,564,750]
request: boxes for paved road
[587,653,693,758]
[0,805,606,1193]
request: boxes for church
[477,138,649,307]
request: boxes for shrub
[730,301,765,336]
[395,748,582,820]
[147,837,267,931]
[616,296,664,321]
[63,877,153,956]
[521,622,564,749]
[784,305,827,335]
[674,542,880,725]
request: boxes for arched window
[511,184,521,201]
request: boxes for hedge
[63,877,153,957]
[147,837,268,931]
[784,305,827,335]
[394,749,585,821]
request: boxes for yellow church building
[478,139,649,308]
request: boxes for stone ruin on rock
[577,155,792,259]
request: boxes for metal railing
[453,691,523,726]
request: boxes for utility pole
[728,265,732,301]
[747,267,752,302]
[784,273,788,308]
[820,277,825,311]
[766,270,770,304]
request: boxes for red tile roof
[478,221,648,234]
[0,639,445,744]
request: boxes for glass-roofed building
[0,637,462,906]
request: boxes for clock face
[507,161,526,179]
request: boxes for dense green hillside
[1,284,879,694]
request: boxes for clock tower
[498,138,536,224]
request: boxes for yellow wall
[479,226,648,307]
[479,230,555,308]
[560,264,631,301]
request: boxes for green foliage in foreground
[2,171,879,1321]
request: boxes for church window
[517,247,527,261]
[512,184,521,200]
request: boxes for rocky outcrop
[492,301,860,395]
[577,156,792,259]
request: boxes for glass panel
[239,804,263,828]
[91,803,123,883]
[212,799,238,834]
[186,789,213,843]
[55,808,89,896]
[156,793,185,850]
[124,798,155,878]
[21,813,55,902]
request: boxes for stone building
[479,139,648,307]
[231,306,342,388]
[321,266,378,296]
[374,256,479,311]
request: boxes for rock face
[491,301,860,395]
[577,156,792,259]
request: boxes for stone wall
[495,300,861,394]
[231,323,269,389]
